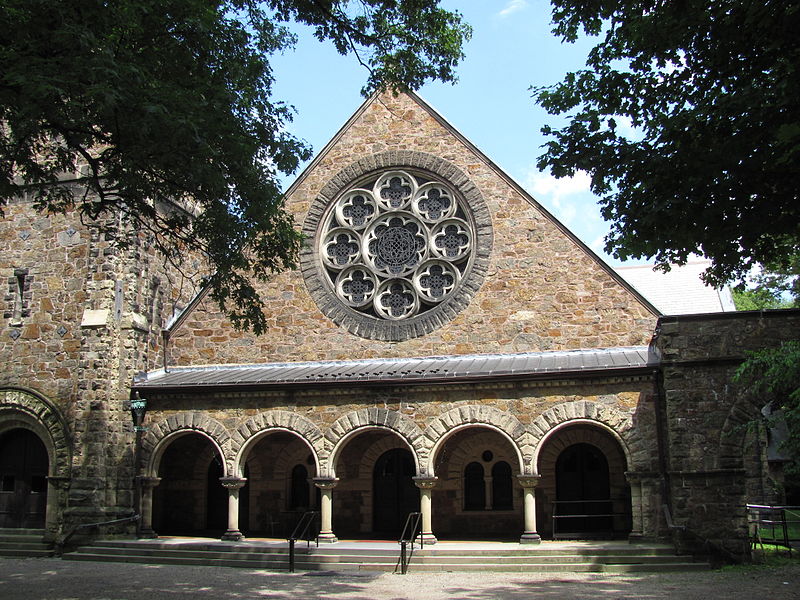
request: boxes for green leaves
[0,0,469,333]
[536,1,800,288]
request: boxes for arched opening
[0,428,48,528]
[372,448,419,535]
[240,430,316,537]
[152,433,224,536]
[555,443,611,536]
[332,428,417,539]
[537,423,630,540]
[432,426,522,540]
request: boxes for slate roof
[132,346,658,392]
[615,261,736,315]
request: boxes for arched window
[464,461,485,510]
[290,464,309,510]
[491,461,513,510]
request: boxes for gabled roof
[133,346,658,392]
[616,261,735,315]
[285,90,658,316]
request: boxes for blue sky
[270,1,635,266]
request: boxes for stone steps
[62,539,710,573]
[0,528,53,558]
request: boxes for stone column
[625,472,644,542]
[137,476,161,538]
[44,475,70,543]
[413,476,438,545]
[313,477,339,543]
[517,474,541,544]
[219,477,247,541]
[484,475,493,510]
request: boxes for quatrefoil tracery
[318,170,475,321]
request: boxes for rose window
[316,170,476,322]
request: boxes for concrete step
[63,539,709,573]
[0,528,53,558]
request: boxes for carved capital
[46,475,71,490]
[516,474,542,489]
[313,477,339,490]
[219,476,247,490]
[413,476,438,490]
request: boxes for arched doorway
[331,428,418,538]
[537,423,631,540]
[373,448,419,535]
[0,428,48,528]
[555,442,612,537]
[152,433,225,536]
[431,427,523,540]
[240,430,316,538]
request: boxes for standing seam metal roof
[133,346,657,390]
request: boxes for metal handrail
[57,513,140,553]
[551,499,622,539]
[747,504,798,557]
[397,511,423,574]
[287,510,319,572]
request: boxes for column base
[419,533,437,545]
[520,532,541,544]
[137,528,158,539]
[317,532,338,544]
[628,532,644,543]
[221,530,244,541]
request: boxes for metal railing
[663,504,740,564]
[397,511,423,574]
[57,513,140,553]
[287,510,319,572]
[747,504,799,557]
[551,499,623,539]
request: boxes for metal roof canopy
[132,347,658,392]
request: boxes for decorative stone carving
[302,153,492,341]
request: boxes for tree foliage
[735,341,800,485]
[535,1,800,288]
[0,0,470,333]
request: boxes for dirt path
[1,557,799,599]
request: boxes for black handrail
[287,510,319,572]
[397,511,422,574]
[663,504,740,564]
[57,513,140,553]
[747,504,798,558]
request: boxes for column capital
[219,476,247,490]
[313,477,339,490]
[413,476,438,490]
[516,474,541,488]
[136,476,162,489]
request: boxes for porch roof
[132,346,658,392]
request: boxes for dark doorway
[555,443,612,537]
[206,455,227,533]
[0,428,48,528]
[373,448,419,536]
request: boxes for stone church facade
[1,92,797,558]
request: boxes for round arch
[530,401,634,472]
[533,418,633,473]
[325,408,426,477]
[0,387,71,478]
[233,411,324,477]
[143,414,229,478]
[429,422,525,476]
[425,405,527,475]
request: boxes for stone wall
[655,309,800,557]
[0,193,201,537]
[168,92,657,366]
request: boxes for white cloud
[525,170,592,226]
[497,0,528,18]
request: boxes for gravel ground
[1,557,799,600]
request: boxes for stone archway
[536,422,631,540]
[0,388,71,539]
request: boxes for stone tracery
[317,170,475,322]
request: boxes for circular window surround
[300,151,493,341]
